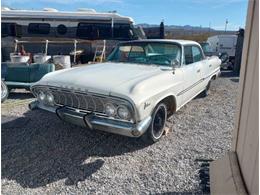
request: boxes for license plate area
[56,107,90,128]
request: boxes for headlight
[37,90,54,105]
[105,103,116,116]
[117,105,130,120]
[46,93,54,105]
[38,91,46,102]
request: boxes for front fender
[136,91,179,121]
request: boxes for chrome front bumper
[29,100,151,137]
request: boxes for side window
[114,24,132,39]
[192,46,203,62]
[77,23,112,39]
[28,23,50,34]
[184,46,193,65]
[1,23,21,37]
[128,46,145,58]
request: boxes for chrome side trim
[177,69,220,96]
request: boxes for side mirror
[219,52,229,63]
[171,59,180,74]
[171,59,180,68]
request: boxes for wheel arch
[155,95,177,118]
[211,74,217,80]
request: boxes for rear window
[28,23,50,34]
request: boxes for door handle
[197,69,200,73]
[209,64,212,67]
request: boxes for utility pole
[225,19,228,32]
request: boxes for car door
[191,45,206,91]
[180,45,203,105]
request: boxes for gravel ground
[1,71,239,194]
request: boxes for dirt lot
[1,71,239,194]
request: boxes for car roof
[123,39,200,46]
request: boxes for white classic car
[29,39,221,143]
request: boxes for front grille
[48,88,125,114]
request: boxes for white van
[207,35,237,63]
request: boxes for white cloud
[2,0,123,7]
[43,0,123,4]
[182,0,247,8]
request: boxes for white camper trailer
[207,35,237,64]
[1,7,136,40]
[1,7,139,63]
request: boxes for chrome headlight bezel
[46,92,54,105]
[117,105,131,120]
[105,103,117,117]
[38,91,46,102]
[34,88,54,106]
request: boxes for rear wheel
[1,80,9,103]
[142,103,167,143]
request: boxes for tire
[142,103,167,143]
[219,52,229,64]
[1,80,9,103]
[201,81,211,97]
[227,63,234,70]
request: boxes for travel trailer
[1,7,136,40]
[1,7,139,63]
[207,35,238,64]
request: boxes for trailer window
[28,23,50,34]
[77,23,111,39]
[114,24,133,39]
[1,23,20,37]
[96,23,112,39]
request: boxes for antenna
[225,19,228,32]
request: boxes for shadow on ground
[8,91,34,100]
[230,78,239,83]
[220,70,239,78]
[1,110,148,188]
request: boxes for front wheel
[142,103,167,143]
[1,80,9,103]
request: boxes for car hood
[36,62,167,96]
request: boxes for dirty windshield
[107,42,181,66]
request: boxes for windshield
[107,42,181,66]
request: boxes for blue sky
[2,0,248,30]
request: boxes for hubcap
[152,106,166,139]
